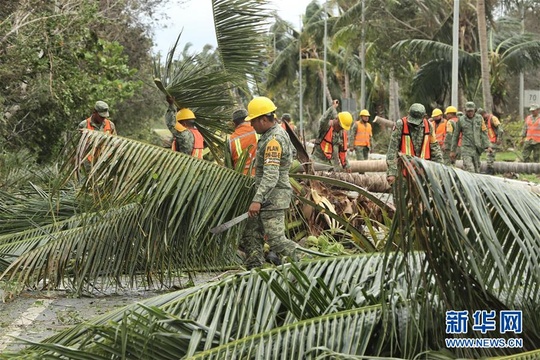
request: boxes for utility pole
[360,0,366,110]
[323,1,328,113]
[519,1,525,120]
[299,15,304,142]
[451,0,459,107]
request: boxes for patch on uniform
[446,122,453,133]
[264,138,281,166]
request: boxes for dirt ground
[0,271,230,353]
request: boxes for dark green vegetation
[1,0,540,359]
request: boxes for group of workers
[78,96,540,269]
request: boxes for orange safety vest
[525,115,540,142]
[486,115,497,143]
[85,118,113,162]
[320,125,348,167]
[400,117,431,160]
[229,124,260,175]
[86,118,113,133]
[171,128,205,159]
[430,119,447,147]
[354,121,372,147]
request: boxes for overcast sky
[152,0,316,55]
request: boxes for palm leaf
[11,253,427,358]
[0,132,255,292]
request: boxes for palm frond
[212,0,271,79]
[0,132,255,292]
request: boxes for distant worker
[450,101,491,173]
[443,106,460,165]
[349,109,373,160]
[478,108,503,174]
[165,96,204,158]
[280,113,296,132]
[312,99,353,172]
[521,104,540,163]
[241,96,298,268]
[78,101,117,135]
[429,108,448,164]
[229,108,259,175]
[386,103,443,185]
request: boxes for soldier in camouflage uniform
[240,96,298,269]
[478,108,503,174]
[78,100,117,134]
[443,106,459,165]
[450,101,491,173]
[312,99,354,172]
[386,103,443,185]
[165,95,204,157]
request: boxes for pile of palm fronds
[0,131,255,294]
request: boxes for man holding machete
[239,96,298,269]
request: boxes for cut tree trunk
[338,159,540,175]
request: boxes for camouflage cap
[94,101,109,118]
[530,104,539,111]
[477,107,485,114]
[408,103,425,125]
[465,101,476,111]
[232,109,248,122]
[281,113,291,121]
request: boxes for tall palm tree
[478,0,494,110]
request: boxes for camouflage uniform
[312,107,350,171]
[444,116,459,165]
[450,103,490,173]
[481,111,502,173]
[349,120,372,160]
[386,118,443,178]
[241,123,297,268]
[78,101,117,134]
[165,104,196,155]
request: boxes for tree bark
[477,0,493,111]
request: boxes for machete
[210,201,271,234]
[209,212,249,234]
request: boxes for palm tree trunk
[388,71,400,121]
[477,0,493,110]
[339,159,540,176]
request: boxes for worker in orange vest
[349,109,373,160]
[78,100,117,135]
[521,104,540,163]
[165,96,204,159]
[429,108,448,164]
[443,106,460,165]
[478,108,503,174]
[312,99,353,172]
[228,108,259,175]
[386,103,443,185]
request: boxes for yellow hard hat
[245,96,277,121]
[359,109,370,117]
[445,106,457,115]
[432,108,443,117]
[338,111,353,131]
[176,108,196,121]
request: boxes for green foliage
[0,1,142,161]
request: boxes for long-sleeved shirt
[252,123,294,210]
[312,107,349,170]
[386,117,443,177]
[450,114,490,155]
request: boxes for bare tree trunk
[335,159,540,175]
[388,71,400,121]
[477,0,493,110]
[315,171,391,193]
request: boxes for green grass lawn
[479,150,521,162]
